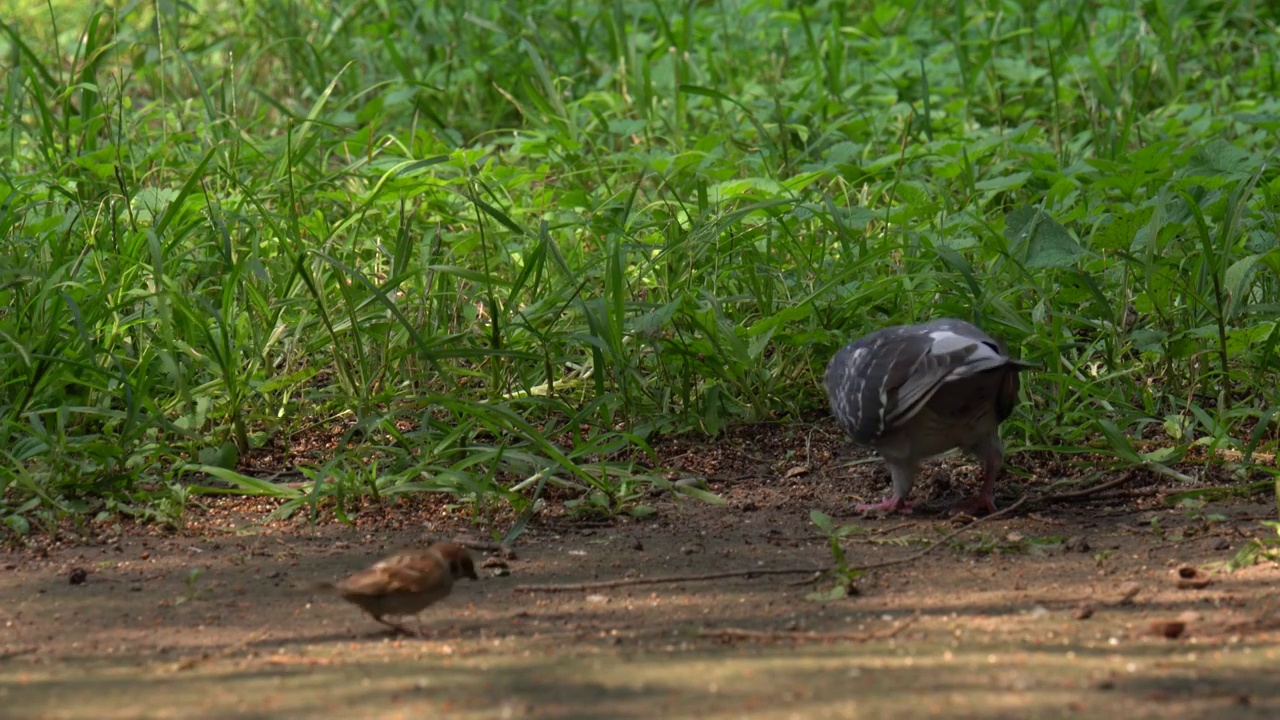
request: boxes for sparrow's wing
[337,551,450,596]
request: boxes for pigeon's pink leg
[952,441,1001,516]
[856,495,913,514]
[951,491,996,517]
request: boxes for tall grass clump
[1,0,1277,536]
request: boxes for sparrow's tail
[303,580,339,593]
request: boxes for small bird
[322,542,479,636]
[825,318,1033,516]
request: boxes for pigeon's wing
[337,550,450,597]
[826,319,1024,443]
[880,324,1013,431]
[826,330,900,443]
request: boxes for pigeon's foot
[855,496,913,515]
[950,493,997,517]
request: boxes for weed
[175,568,205,605]
[1,0,1277,532]
[808,510,865,600]
[1228,522,1280,571]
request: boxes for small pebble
[1173,565,1212,589]
[1149,620,1186,639]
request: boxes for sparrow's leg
[372,614,415,636]
[412,615,433,639]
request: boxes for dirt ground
[3,421,1280,719]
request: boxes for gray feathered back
[825,319,1030,446]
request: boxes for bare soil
[3,421,1279,719]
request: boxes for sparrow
[321,542,479,636]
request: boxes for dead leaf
[1173,565,1212,589]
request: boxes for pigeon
[323,542,479,635]
[824,318,1033,516]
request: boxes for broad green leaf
[187,466,303,498]
[810,509,834,533]
[1223,254,1262,317]
[1186,139,1257,179]
[974,171,1031,193]
[672,485,725,505]
[1005,206,1086,268]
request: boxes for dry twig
[442,538,518,559]
[854,497,1029,572]
[1036,475,1140,503]
[517,499,1029,593]
[513,567,823,593]
[699,614,918,644]
[170,626,270,672]
[0,646,37,661]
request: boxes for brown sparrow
[322,542,479,636]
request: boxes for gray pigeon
[824,319,1033,516]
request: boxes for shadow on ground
[4,431,1280,719]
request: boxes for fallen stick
[854,496,1028,572]
[513,566,823,593]
[699,614,917,644]
[444,538,518,558]
[0,646,37,661]
[1036,475,1140,503]
[170,626,270,672]
[515,498,1028,593]
[766,521,917,545]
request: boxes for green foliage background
[1,0,1278,533]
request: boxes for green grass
[2,0,1278,538]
